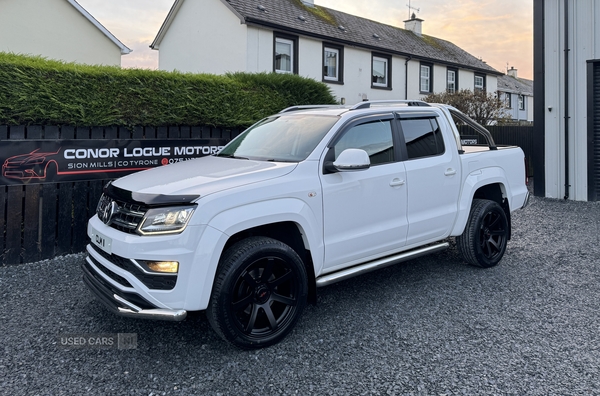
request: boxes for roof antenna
[406,1,420,19]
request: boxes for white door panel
[321,163,408,270]
[320,117,408,271]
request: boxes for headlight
[138,206,196,235]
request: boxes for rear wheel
[207,237,308,349]
[457,199,509,268]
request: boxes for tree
[423,89,508,125]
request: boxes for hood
[112,155,297,199]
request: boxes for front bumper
[82,257,187,321]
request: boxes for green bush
[0,53,337,128]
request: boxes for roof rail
[278,105,346,113]
[350,100,430,110]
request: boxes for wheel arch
[451,167,513,238]
[207,199,322,305]
[223,221,317,304]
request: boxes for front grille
[97,194,147,235]
[88,244,177,291]
[82,260,156,310]
[87,254,133,288]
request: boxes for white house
[151,0,501,105]
[533,0,600,201]
[0,0,131,66]
[497,67,533,123]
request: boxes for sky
[76,0,534,80]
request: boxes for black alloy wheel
[457,199,509,268]
[207,237,308,349]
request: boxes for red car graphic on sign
[2,149,61,181]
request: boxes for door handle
[444,168,457,176]
[390,178,405,187]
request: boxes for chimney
[404,13,424,36]
[508,66,518,78]
[301,0,315,6]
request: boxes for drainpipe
[563,0,570,200]
[405,56,412,100]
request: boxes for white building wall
[459,70,475,91]
[487,76,498,94]
[432,64,447,94]
[527,96,534,122]
[0,0,122,66]
[406,60,421,99]
[158,0,247,73]
[246,27,273,73]
[544,0,600,200]
[298,37,322,80]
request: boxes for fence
[0,124,242,265]
[458,125,534,176]
[1,124,534,266]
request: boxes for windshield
[217,114,339,162]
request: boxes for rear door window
[399,118,445,160]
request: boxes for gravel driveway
[1,195,600,395]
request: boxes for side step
[315,242,449,287]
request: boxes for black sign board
[1,139,228,185]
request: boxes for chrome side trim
[116,307,187,321]
[113,294,142,312]
[316,242,450,287]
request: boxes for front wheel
[457,199,509,268]
[207,237,308,349]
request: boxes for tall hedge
[0,53,337,128]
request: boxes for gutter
[563,0,570,199]
[405,56,412,99]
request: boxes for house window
[518,94,525,110]
[505,92,512,108]
[372,54,391,89]
[447,68,458,93]
[420,63,432,93]
[274,34,298,74]
[474,74,486,91]
[323,43,343,83]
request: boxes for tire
[457,199,509,268]
[207,237,308,349]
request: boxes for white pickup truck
[84,100,529,349]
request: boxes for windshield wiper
[219,154,249,160]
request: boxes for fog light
[146,261,179,273]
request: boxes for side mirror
[332,148,370,171]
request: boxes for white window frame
[372,56,389,88]
[518,94,525,110]
[474,75,485,91]
[505,92,512,108]
[447,69,456,93]
[420,65,431,92]
[324,47,340,82]
[275,37,294,74]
